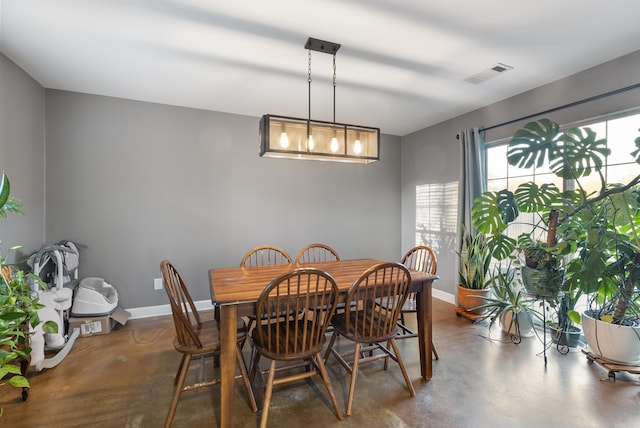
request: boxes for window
[487,111,640,190]
[485,111,640,241]
[415,182,459,254]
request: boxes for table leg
[219,305,237,428]
[416,281,433,379]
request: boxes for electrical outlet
[154,278,163,290]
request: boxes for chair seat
[401,296,417,312]
[252,319,327,361]
[173,317,246,355]
[376,294,417,312]
[330,310,399,343]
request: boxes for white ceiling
[2,1,640,136]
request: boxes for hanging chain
[308,49,312,84]
[308,49,312,121]
[332,53,337,123]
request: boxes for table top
[209,258,437,305]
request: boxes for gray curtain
[458,127,486,238]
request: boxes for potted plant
[519,233,565,299]
[547,287,582,348]
[476,263,539,341]
[456,225,492,314]
[1,172,56,406]
[575,204,640,363]
[472,118,640,364]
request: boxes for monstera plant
[471,118,640,362]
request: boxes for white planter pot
[582,311,640,365]
[500,310,535,338]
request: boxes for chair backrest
[254,268,339,358]
[160,260,203,349]
[240,245,292,267]
[344,262,412,341]
[295,243,341,264]
[401,245,437,274]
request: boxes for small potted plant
[547,287,582,348]
[1,172,57,405]
[456,225,492,314]
[476,263,539,341]
[519,233,565,299]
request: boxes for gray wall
[0,53,45,264]
[5,47,640,309]
[401,49,640,299]
[44,91,402,307]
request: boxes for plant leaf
[42,320,58,334]
[567,310,581,324]
[487,234,517,261]
[0,172,9,210]
[9,375,30,388]
[553,127,609,179]
[3,363,23,376]
[514,182,560,213]
[472,190,518,234]
[507,119,561,169]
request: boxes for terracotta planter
[457,284,490,314]
[582,310,640,364]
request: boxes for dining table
[209,258,438,428]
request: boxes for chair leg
[235,345,258,412]
[323,330,338,363]
[399,313,409,334]
[246,316,255,334]
[197,356,206,383]
[313,353,344,421]
[259,359,277,428]
[383,339,390,370]
[173,355,187,386]
[388,338,415,397]
[432,341,439,360]
[346,342,361,416]
[165,354,191,428]
[249,345,261,384]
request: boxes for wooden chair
[397,245,439,359]
[296,244,346,327]
[240,246,293,334]
[240,245,293,268]
[295,243,341,264]
[324,262,415,416]
[160,260,257,428]
[249,268,343,428]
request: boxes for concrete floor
[1,298,639,427]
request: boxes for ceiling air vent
[464,63,513,85]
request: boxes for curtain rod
[456,82,640,138]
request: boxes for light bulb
[330,136,339,153]
[308,134,314,150]
[353,139,362,155]
[279,132,289,148]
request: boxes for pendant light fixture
[259,37,380,164]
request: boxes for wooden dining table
[209,258,438,428]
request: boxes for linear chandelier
[259,37,380,164]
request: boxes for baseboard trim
[433,288,455,305]
[127,300,215,320]
[127,289,456,320]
